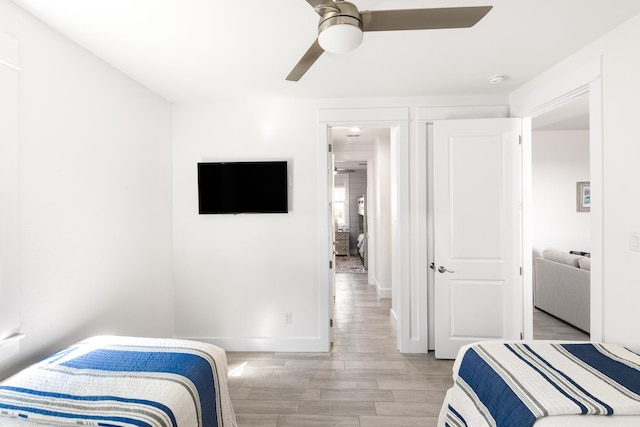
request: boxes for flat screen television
[198,161,288,214]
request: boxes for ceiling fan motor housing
[318,1,363,53]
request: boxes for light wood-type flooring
[533,307,590,341]
[227,272,589,426]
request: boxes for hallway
[227,272,454,426]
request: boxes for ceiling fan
[286,1,493,81]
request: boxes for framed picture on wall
[577,181,590,212]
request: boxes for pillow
[578,257,591,271]
[542,249,582,267]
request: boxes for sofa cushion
[578,257,591,271]
[542,249,582,267]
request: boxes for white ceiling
[11,0,640,104]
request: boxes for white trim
[415,105,510,122]
[510,56,601,117]
[521,117,534,340]
[0,334,25,362]
[511,56,603,342]
[374,277,392,299]
[390,308,398,336]
[184,337,328,352]
[588,77,604,342]
[317,122,332,352]
[319,108,408,124]
[0,333,25,347]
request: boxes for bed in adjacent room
[0,335,237,427]
[439,341,640,426]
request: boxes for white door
[328,149,336,343]
[434,118,522,359]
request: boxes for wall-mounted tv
[198,161,288,214]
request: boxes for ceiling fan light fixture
[318,16,363,54]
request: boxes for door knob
[438,266,454,274]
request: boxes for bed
[0,335,237,427]
[439,341,640,426]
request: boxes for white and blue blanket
[0,336,237,427]
[442,341,640,427]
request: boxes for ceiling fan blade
[286,39,325,81]
[361,6,492,32]
[305,0,340,16]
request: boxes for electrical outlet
[630,232,640,252]
[284,312,292,324]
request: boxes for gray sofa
[534,249,591,333]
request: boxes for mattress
[0,335,237,427]
[439,341,640,427]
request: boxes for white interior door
[434,118,522,359]
[328,149,336,343]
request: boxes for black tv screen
[198,161,288,214]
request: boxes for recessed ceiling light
[349,127,361,132]
[488,74,506,84]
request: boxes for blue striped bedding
[441,341,640,427]
[0,336,237,427]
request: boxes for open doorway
[318,107,414,352]
[331,126,392,297]
[530,93,591,341]
[333,160,368,274]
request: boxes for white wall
[0,0,174,378]
[596,14,640,350]
[374,136,392,297]
[172,100,323,350]
[172,97,505,351]
[512,12,640,351]
[532,130,590,254]
[0,32,20,348]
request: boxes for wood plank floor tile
[227,271,580,427]
[297,400,376,416]
[319,388,395,402]
[248,387,321,401]
[234,414,279,427]
[360,415,439,427]
[277,414,360,426]
[391,389,449,404]
[231,399,299,414]
[375,401,444,417]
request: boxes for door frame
[512,56,603,341]
[317,107,412,352]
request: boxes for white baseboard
[390,308,398,335]
[374,278,392,299]
[179,336,330,353]
[0,333,25,362]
